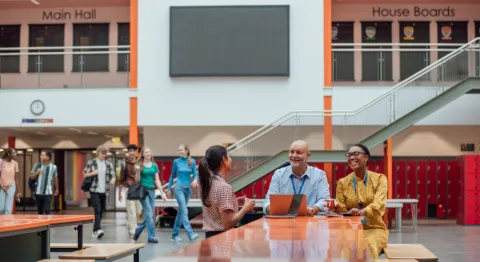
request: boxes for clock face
[30,100,45,116]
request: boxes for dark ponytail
[198,145,228,207]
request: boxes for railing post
[36,55,41,88]
[80,54,85,88]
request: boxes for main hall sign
[42,9,97,20]
[372,6,456,17]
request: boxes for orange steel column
[383,138,393,226]
[323,0,333,195]
[129,0,138,146]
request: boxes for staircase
[225,38,480,191]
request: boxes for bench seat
[38,260,94,262]
[59,243,145,262]
[51,243,96,249]
[384,244,438,261]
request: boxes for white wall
[332,86,480,125]
[137,0,324,126]
[0,88,131,127]
[145,126,480,157]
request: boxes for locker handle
[428,194,430,198]
[407,180,410,184]
[428,180,430,184]
[418,180,421,185]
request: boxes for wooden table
[165,216,375,261]
[0,214,94,261]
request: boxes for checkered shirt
[202,175,239,232]
[83,158,115,194]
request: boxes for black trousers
[91,192,106,232]
[35,194,52,215]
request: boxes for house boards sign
[42,9,97,20]
[372,6,456,17]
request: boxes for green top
[140,162,158,188]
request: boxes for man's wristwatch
[308,207,315,214]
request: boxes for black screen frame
[169,5,290,77]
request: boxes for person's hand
[1,186,8,195]
[166,190,172,198]
[54,190,59,197]
[192,180,198,189]
[244,198,255,211]
[91,170,98,176]
[37,168,43,174]
[161,192,168,201]
[237,196,246,206]
[306,207,315,216]
[348,208,360,215]
[358,209,367,217]
[325,199,338,211]
[118,192,123,202]
[110,179,116,186]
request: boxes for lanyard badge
[290,175,306,194]
[352,172,369,224]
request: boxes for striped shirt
[31,163,58,195]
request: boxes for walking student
[30,150,59,214]
[0,148,19,214]
[167,144,199,242]
[83,145,116,239]
[133,146,168,243]
[118,147,142,238]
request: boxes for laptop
[265,194,306,218]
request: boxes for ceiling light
[17,151,23,154]
[104,135,112,138]
[123,148,128,152]
[27,149,34,152]
[107,152,112,156]
[0,149,4,152]
[69,128,82,133]
[92,150,97,154]
[87,131,98,135]
[30,0,40,5]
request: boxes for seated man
[263,140,331,216]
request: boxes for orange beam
[323,0,333,193]
[129,0,138,146]
[129,97,138,146]
[130,0,138,89]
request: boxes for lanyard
[290,175,307,194]
[352,171,368,209]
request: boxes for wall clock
[30,99,45,116]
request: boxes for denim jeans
[0,184,16,214]
[135,189,156,240]
[173,186,195,239]
[91,192,106,232]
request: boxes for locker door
[253,179,263,199]
[417,160,428,218]
[244,185,254,198]
[406,161,417,217]
[163,160,173,185]
[334,163,347,186]
[427,160,437,205]
[447,160,460,218]
[376,160,385,174]
[395,161,407,217]
[437,161,448,218]
[264,173,274,197]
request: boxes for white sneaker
[96,229,104,239]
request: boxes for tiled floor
[45,211,480,262]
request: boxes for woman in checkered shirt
[198,145,256,238]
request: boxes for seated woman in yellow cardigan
[326,143,389,258]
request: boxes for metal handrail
[227,37,480,153]
[0,45,130,51]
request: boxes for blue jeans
[0,184,16,214]
[173,187,195,239]
[135,189,156,240]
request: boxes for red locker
[456,155,479,225]
[163,160,173,185]
[417,160,428,218]
[375,160,384,175]
[447,161,460,218]
[437,161,448,218]
[244,185,254,198]
[395,161,407,218]
[313,162,324,171]
[406,161,417,218]
[263,173,273,197]
[427,160,437,205]
[367,160,376,173]
[253,179,263,199]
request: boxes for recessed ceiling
[0,0,129,9]
[0,126,140,138]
